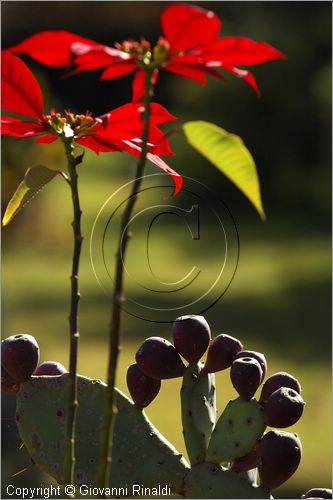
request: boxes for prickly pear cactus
[8,316,314,499]
[16,374,189,492]
[206,398,265,463]
[181,362,216,464]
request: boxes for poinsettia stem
[97,70,154,490]
[63,140,83,494]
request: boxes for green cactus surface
[206,397,265,464]
[181,362,216,465]
[184,462,270,499]
[16,374,189,494]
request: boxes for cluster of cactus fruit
[128,315,307,493]
[2,319,332,499]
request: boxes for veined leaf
[2,165,69,226]
[183,121,265,219]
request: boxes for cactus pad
[181,363,216,465]
[184,462,270,499]
[207,397,265,463]
[16,374,189,493]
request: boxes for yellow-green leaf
[183,121,265,219]
[2,165,69,226]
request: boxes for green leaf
[183,121,265,219]
[2,165,69,226]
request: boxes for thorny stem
[97,70,154,490]
[63,140,83,495]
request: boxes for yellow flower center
[116,37,171,69]
[44,111,96,138]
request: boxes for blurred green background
[2,1,331,498]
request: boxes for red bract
[10,3,286,101]
[1,51,182,194]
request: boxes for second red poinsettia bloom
[10,3,286,102]
[1,51,182,194]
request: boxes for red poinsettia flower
[10,3,286,102]
[1,51,182,194]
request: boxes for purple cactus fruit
[302,488,332,499]
[34,361,67,376]
[230,448,258,473]
[172,315,211,363]
[135,336,185,380]
[260,371,302,405]
[1,365,20,394]
[235,350,267,383]
[126,363,161,408]
[204,334,243,373]
[257,430,302,491]
[1,334,39,383]
[264,387,305,428]
[230,357,263,400]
